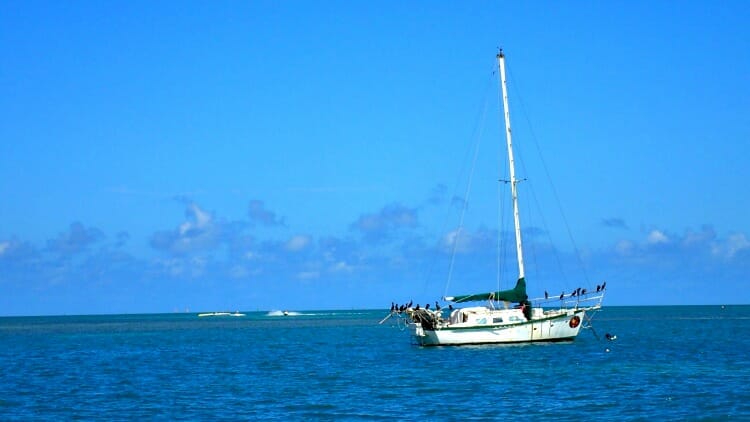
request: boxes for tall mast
[497,50,525,280]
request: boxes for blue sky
[1,1,749,315]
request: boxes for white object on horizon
[197,311,245,317]
[266,310,300,317]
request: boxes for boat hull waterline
[408,308,591,347]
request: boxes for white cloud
[442,229,463,251]
[228,265,262,279]
[228,265,248,278]
[441,227,493,254]
[179,203,211,235]
[351,204,417,240]
[712,233,750,259]
[248,200,285,226]
[150,202,221,254]
[602,218,628,229]
[682,226,716,246]
[154,257,207,278]
[615,240,634,256]
[611,226,750,265]
[46,222,104,256]
[727,233,750,258]
[330,261,354,273]
[297,271,320,280]
[285,235,311,252]
[647,230,669,244]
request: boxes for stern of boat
[408,322,425,338]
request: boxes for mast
[497,50,525,280]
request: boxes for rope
[443,72,493,299]
[506,62,591,288]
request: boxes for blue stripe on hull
[416,336,576,347]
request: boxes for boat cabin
[449,307,527,326]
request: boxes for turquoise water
[1,306,749,420]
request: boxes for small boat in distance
[198,312,230,317]
[197,311,245,317]
[384,50,606,346]
[266,310,298,317]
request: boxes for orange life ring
[569,315,581,328]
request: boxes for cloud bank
[1,199,749,315]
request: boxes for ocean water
[1,306,749,420]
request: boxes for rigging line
[444,108,486,299]
[500,67,555,286]
[524,186,544,285]
[506,61,590,285]
[510,141,564,286]
[497,182,512,292]
[499,62,548,286]
[511,139,566,287]
[496,162,507,292]
[496,168,505,291]
[443,71,494,299]
[423,66,496,300]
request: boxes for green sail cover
[449,277,528,304]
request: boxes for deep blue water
[1,306,749,420]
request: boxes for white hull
[407,307,590,346]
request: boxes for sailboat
[387,50,606,346]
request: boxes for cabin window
[477,318,487,324]
[509,316,522,322]
[493,317,504,323]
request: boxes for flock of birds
[392,282,608,313]
[389,301,451,314]
[545,281,607,301]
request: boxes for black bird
[601,282,607,290]
[581,289,587,295]
[596,285,601,292]
[448,304,453,311]
[407,300,413,308]
[435,301,441,311]
[571,290,577,297]
[576,287,582,296]
[544,291,549,299]
[425,303,430,310]
[560,292,564,300]
[415,304,420,311]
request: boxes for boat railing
[531,288,606,310]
